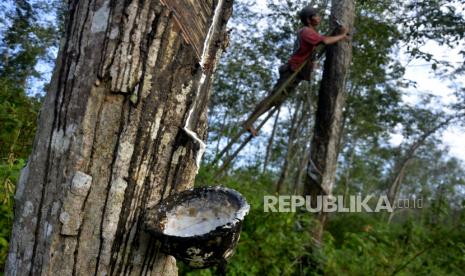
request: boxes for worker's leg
[243,66,302,134]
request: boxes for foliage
[322,214,465,275]
[180,168,314,275]
[0,0,59,88]
[178,168,465,276]
[0,77,41,158]
[0,158,25,272]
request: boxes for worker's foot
[244,125,258,137]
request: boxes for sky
[396,40,465,160]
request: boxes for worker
[243,6,349,136]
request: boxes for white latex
[163,197,237,237]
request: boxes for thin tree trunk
[303,0,355,242]
[215,109,230,157]
[339,83,357,207]
[431,185,445,225]
[293,85,314,195]
[263,107,281,173]
[276,100,303,193]
[6,0,233,275]
[293,145,309,195]
[342,138,356,207]
[387,116,456,223]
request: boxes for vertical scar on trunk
[182,0,227,173]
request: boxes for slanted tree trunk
[387,116,456,223]
[263,107,280,173]
[6,0,233,275]
[303,0,355,242]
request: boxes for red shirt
[288,27,326,71]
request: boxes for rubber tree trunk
[303,0,355,242]
[6,0,233,275]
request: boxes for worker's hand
[339,26,351,41]
[342,32,351,41]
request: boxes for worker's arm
[322,27,349,45]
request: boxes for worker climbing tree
[243,6,350,137]
[211,4,351,170]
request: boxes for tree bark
[303,0,355,242]
[6,0,233,275]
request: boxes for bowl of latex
[144,186,250,269]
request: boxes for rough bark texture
[6,0,233,275]
[303,0,355,242]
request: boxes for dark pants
[243,65,304,128]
